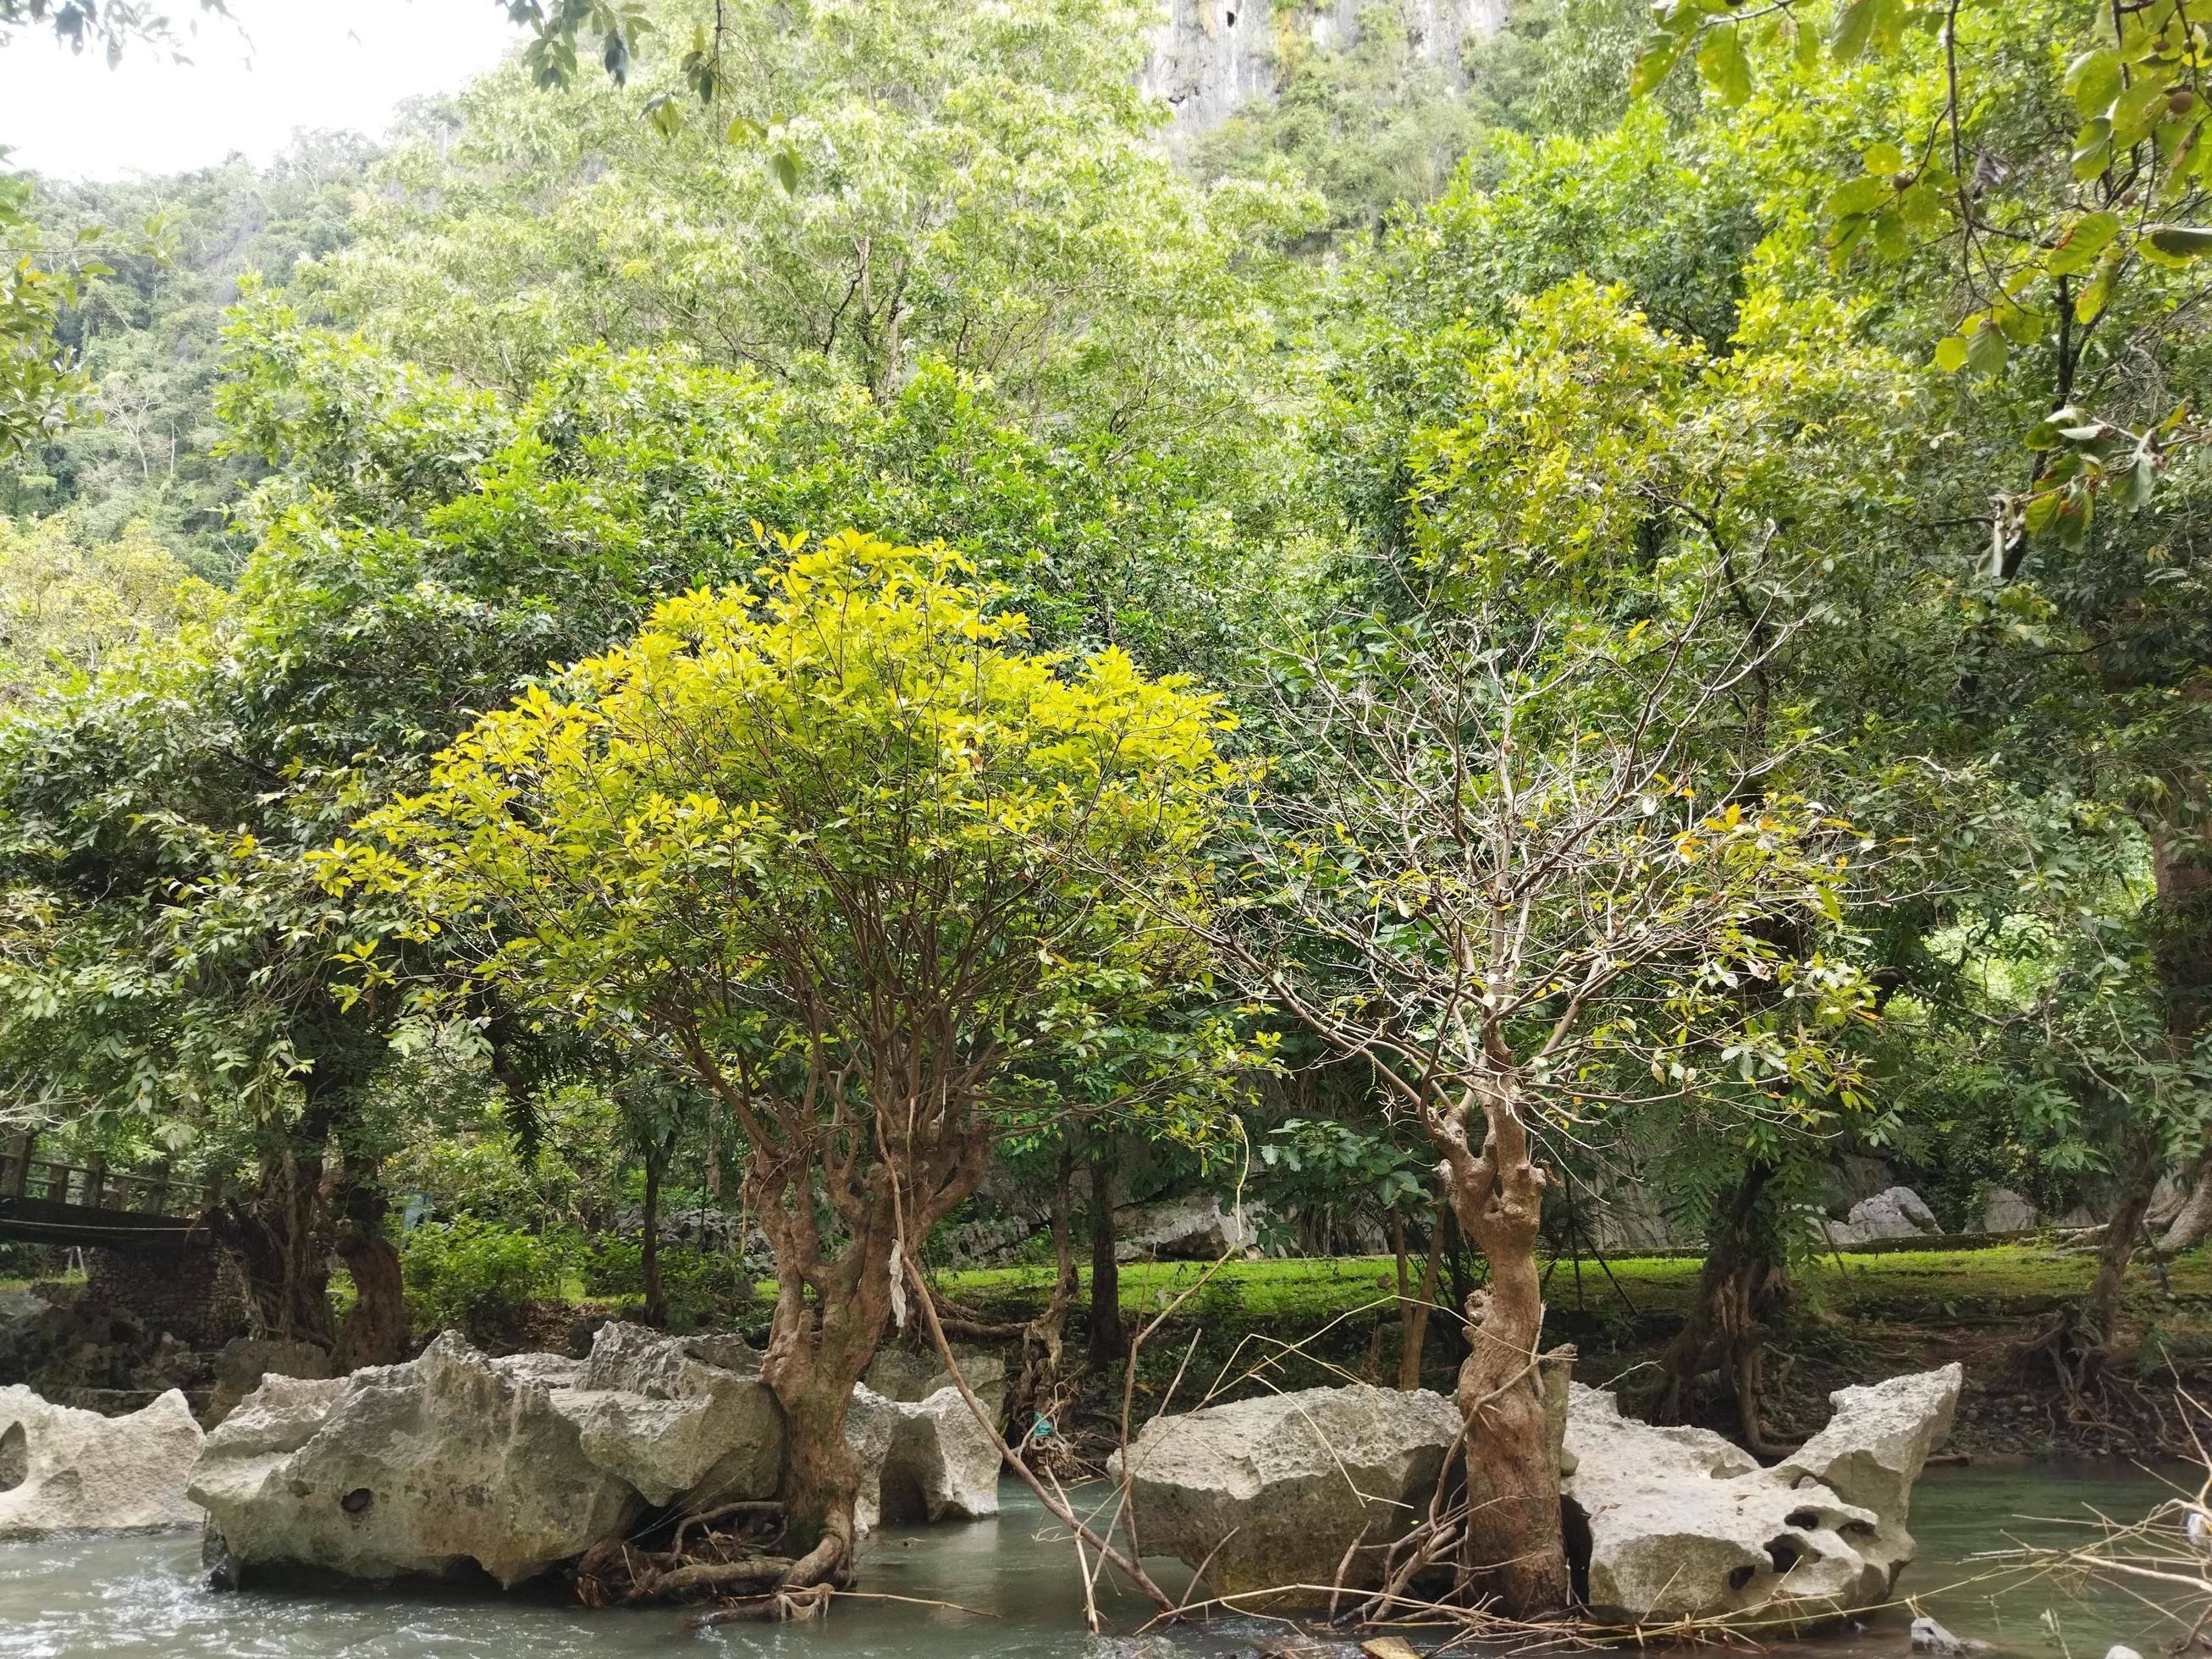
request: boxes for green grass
[932,1243,2212,1331]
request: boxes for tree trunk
[2150,822,2212,1254]
[216,1105,339,1347]
[2159,1155,2212,1255]
[1012,1140,1080,1442]
[1087,1151,1124,1370]
[331,1179,406,1369]
[2084,1123,2161,1342]
[1652,1160,1790,1452]
[641,1151,667,1329]
[1435,1082,1571,1618]
[1394,1202,1443,1392]
[766,1348,868,1588]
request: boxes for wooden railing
[0,1133,211,1219]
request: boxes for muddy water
[0,1465,2189,1657]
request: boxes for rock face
[863,1342,1008,1420]
[1817,1186,1942,1247]
[190,1326,784,1586]
[0,1385,204,1536]
[207,1337,332,1428]
[1115,1194,1265,1262]
[1565,1364,1961,1627]
[846,1383,1003,1533]
[1110,1383,1461,1600]
[1142,0,1506,144]
[1980,1186,2039,1233]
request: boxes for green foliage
[0,514,212,702]
[576,1236,753,1332]
[331,530,1244,1144]
[399,1217,570,1342]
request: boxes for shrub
[578,1237,754,1332]
[400,1219,571,1344]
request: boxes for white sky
[0,1,520,179]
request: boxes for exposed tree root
[571,1500,795,1607]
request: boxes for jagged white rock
[1108,1382,1461,1601]
[1566,1364,1962,1626]
[190,1326,783,1586]
[0,1384,203,1536]
[1818,1186,1942,1247]
[846,1382,1003,1533]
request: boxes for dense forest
[0,0,2208,1639]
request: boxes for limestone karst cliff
[1141,0,1506,142]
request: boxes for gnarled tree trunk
[331,1177,406,1369]
[1087,1149,1124,1370]
[1652,1160,1792,1453]
[1432,1078,1571,1618]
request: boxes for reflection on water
[0,1465,2194,1657]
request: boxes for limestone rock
[1979,1186,2038,1233]
[1141,0,1503,146]
[207,1337,333,1428]
[1114,1194,1265,1262]
[863,1342,1007,1420]
[1109,1383,1461,1601]
[1564,1364,1961,1627]
[552,1320,781,1508]
[190,1327,781,1586]
[0,1384,204,1536]
[1818,1186,1941,1248]
[190,1334,643,1586]
[846,1382,1003,1533]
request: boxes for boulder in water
[847,1382,1003,1532]
[1107,1382,1460,1602]
[190,1326,784,1587]
[1565,1364,1961,1627]
[0,1384,203,1536]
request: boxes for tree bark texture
[1087,1149,1125,1370]
[1431,1078,1572,1618]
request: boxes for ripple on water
[0,1468,2192,1658]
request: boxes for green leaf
[2071,117,2114,181]
[2044,210,2123,275]
[2063,47,2122,117]
[1933,333,1969,372]
[1871,208,1909,261]
[1696,22,1752,106]
[771,147,802,194]
[2112,77,2171,148]
[1967,320,2008,377]
[1826,175,1892,217]
[1832,0,1877,59]
[1862,141,1905,175]
[2145,223,2212,259]
[2077,245,2125,321]
[1629,32,1686,97]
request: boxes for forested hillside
[0,0,2207,1634]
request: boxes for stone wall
[84,1245,248,1350]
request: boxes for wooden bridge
[0,1133,210,1250]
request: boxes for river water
[0,1465,2191,1658]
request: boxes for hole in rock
[1561,1496,1593,1609]
[1224,8,1237,23]
[877,1469,928,1526]
[340,1487,375,1515]
[1784,1508,1821,1529]
[1766,1538,1803,1574]
[1726,1563,1757,1593]
[0,1423,24,1493]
